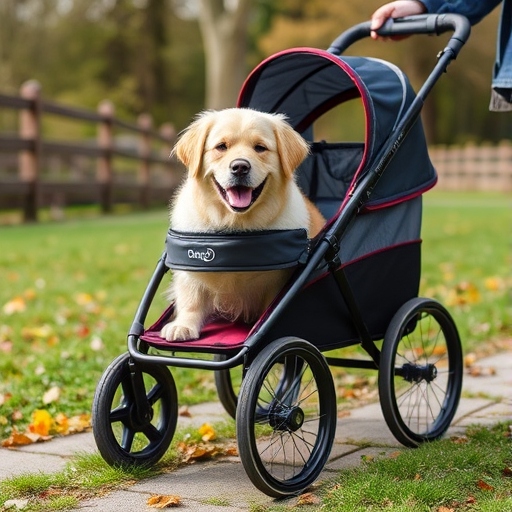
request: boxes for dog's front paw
[160,322,200,342]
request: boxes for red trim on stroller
[141,311,251,351]
[237,47,373,216]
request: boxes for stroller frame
[93,15,470,499]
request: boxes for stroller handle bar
[328,14,471,57]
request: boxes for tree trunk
[199,0,251,109]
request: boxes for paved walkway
[1,352,511,511]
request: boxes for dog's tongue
[225,186,252,209]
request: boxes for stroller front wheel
[378,298,463,447]
[236,337,336,498]
[92,352,178,467]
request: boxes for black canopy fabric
[237,48,436,214]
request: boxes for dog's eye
[254,144,267,153]
[215,142,228,152]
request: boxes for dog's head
[173,108,309,220]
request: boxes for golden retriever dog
[161,108,325,342]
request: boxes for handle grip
[328,14,471,56]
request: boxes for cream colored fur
[161,108,325,342]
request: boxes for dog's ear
[272,117,310,179]
[172,112,214,177]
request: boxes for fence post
[97,100,114,213]
[137,113,152,209]
[19,80,42,222]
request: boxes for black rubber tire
[236,338,337,498]
[92,352,178,467]
[213,355,239,419]
[378,298,463,448]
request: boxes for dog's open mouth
[214,178,266,212]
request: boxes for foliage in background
[0,0,508,143]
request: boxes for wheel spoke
[143,423,164,443]
[121,426,135,451]
[110,404,130,423]
[146,382,164,405]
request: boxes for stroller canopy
[237,48,436,212]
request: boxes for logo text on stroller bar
[187,248,216,262]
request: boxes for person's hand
[370,1,427,40]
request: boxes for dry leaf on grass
[1,427,51,447]
[198,423,216,442]
[1,412,91,447]
[477,479,494,491]
[450,435,469,444]
[296,492,320,505]
[147,494,181,508]
[178,406,191,417]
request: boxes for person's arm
[371,0,502,38]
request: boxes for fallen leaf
[477,479,494,491]
[484,276,504,291]
[3,498,29,510]
[29,409,53,436]
[23,288,36,300]
[43,386,61,405]
[66,413,91,434]
[464,353,477,367]
[54,413,69,434]
[502,467,512,477]
[198,423,216,442]
[0,393,12,406]
[147,494,181,508]
[3,297,26,315]
[450,435,469,444]
[437,507,454,512]
[1,429,33,447]
[11,410,23,421]
[178,406,192,417]
[297,492,320,505]
[21,325,54,341]
[90,335,104,351]
[0,341,13,353]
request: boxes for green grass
[421,192,511,349]
[318,423,512,512]
[0,421,234,511]
[0,210,219,439]
[0,192,510,441]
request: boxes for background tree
[0,0,507,143]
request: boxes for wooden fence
[0,80,182,222]
[1,82,511,223]
[429,141,512,192]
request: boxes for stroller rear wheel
[379,298,463,447]
[213,355,240,419]
[92,352,178,467]
[236,337,336,498]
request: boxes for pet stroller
[92,14,470,498]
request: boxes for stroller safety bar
[328,14,471,57]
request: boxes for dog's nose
[230,158,251,177]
